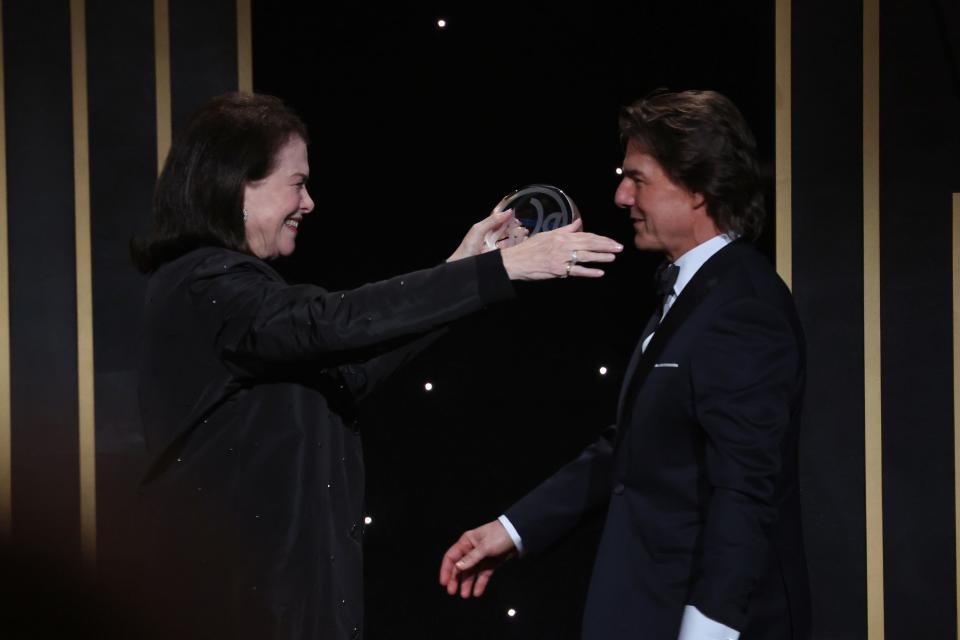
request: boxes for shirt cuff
[677,605,739,640]
[497,514,525,556]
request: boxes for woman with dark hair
[132,92,621,639]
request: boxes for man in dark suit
[439,90,810,639]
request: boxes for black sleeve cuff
[474,250,516,306]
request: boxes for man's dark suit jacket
[505,240,811,639]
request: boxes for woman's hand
[447,209,527,262]
[499,218,623,280]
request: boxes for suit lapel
[615,240,744,423]
[617,334,648,420]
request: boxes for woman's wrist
[475,250,516,304]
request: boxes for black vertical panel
[879,0,960,636]
[169,0,237,133]
[792,1,867,638]
[4,2,79,561]
[85,0,155,590]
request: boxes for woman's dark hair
[619,89,764,239]
[131,92,308,272]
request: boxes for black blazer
[506,241,810,639]
[136,247,514,640]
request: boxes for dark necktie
[639,262,679,348]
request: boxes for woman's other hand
[499,218,623,281]
[447,209,526,262]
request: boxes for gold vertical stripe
[775,0,792,288]
[0,0,11,545]
[863,0,883,637]
[70,0,96,574]
[954,192,959,640]
[236,0,252,93]
[155,0,171,172]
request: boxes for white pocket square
[654,363,679,368]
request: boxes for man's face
[614,140,711,261]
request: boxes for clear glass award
[494,184,580,248]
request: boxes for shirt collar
[669,233,735,297]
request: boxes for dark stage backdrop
[0,2,957,639]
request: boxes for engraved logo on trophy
[495,184,581,245]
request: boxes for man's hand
[439,520,517,598]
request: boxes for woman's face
[243,135,314,259]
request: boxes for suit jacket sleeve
[503,424,617,555]
[189,250,514,379]
[687,296,802,629]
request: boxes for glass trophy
[494,184,581,248]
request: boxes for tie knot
[654,263,679,297]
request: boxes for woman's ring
[564,262,572,278]
[570,250,578,266]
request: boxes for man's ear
[690,191,706,210]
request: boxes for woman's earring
[243,209,249,222]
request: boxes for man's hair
[131,92,309,272]
[619,89,764,239]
